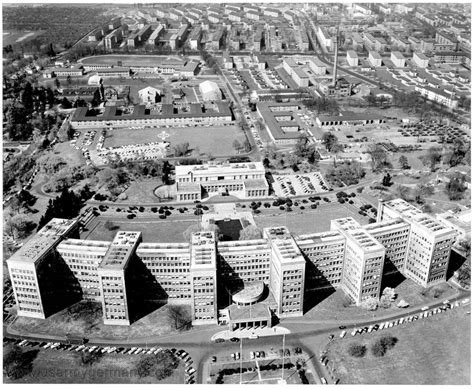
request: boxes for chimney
[332,26,339,87]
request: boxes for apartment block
[368,51,383,67]
[217,239,271,287]
[331,218,386,305]
[296,231,346,290]
[377,199,457,288]
[413,52,430,68]
[8,200,458,327]
[390,51,406,67]
[135,242,192,302]
[364,218,411,274]
[98,231,142,326]
[264,227,306,318]
[190,232,218,324]
[7,219,80,319]
[57,239,110,302]
[347,50,359,66]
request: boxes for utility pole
[281,333,286,382]
[239,337,243,384]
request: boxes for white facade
[199,80,221,101]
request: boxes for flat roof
[57,239,111,255]
[99,231,141,270]
[175,161,265,177]
[256,102,304,140]
[71,102,231,122]
[8,219,78,265]
[228,302,271,322]
[369,51,382,60]
[296,230,346,246]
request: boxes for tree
[3,345,38,380]
[419,147,442,171]
[347,343,367,358]
[232,139,242,152]
[398,155,410,169]
[445,136,468,167]
[321,132,339,152]
[367,144,389,172]
[445,173,467,200]
[136,351,179,380]
[166,305,192,330]
[239,225,262,240]
[394,184,410,201]
[104,220,118,231]
[173,142,190,157]
[361,296,378,311]
[5,213,36,239]
[381,172,392,187]
[413,183,434,203]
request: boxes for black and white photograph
[2,1,471,385]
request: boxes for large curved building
[7,199,457,330]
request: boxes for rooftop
[8,219,78,265]
[175,161,265,177]
[99,231,141,270]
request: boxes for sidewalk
[211,326,290,341]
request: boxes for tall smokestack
[332,26,339,87]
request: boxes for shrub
[348,343,367,358]
[371,342,386,357]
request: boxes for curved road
[5,287,469,384]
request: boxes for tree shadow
[126,255,168,324]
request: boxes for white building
[347,50,359,67]
[368,51,382,67]
[138,86,161,104]
[175,161,268,201]
[199,80,221,101]
[390,51,406,67]
[413,52,430,68]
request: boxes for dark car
[214,338,225,343]
[339,325,346,330]
[211,356,217,362]
[230,338,240,343]
[328,334,334,340]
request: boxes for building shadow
[380,267,406,290]
[302,257,336,314]
[38,253,83,318]
[125,255,168,324]
[446,249,467,279]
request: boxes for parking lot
[3,339,196,384]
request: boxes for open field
[115,179,163,203]
[103,125,246,156]
[4,347,186,384]
[301,277,455,321]
[82,216,198,242]
[2,30,45,46]
[253,202,369,235]
[326,304,470,384]
[10,302,192,340]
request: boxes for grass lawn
[253,202,369,235]
[301,276,456,322]
[104,125,245,156]
[82,216,198,243]
[326,305,470,384]
[10,302,192,340]
[4,347,186,383]
[116,178,162,203]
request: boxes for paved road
[6,287,469,383]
